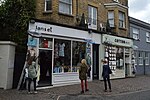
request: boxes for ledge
[0,41,17,46]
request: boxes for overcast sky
[129,0,150,23]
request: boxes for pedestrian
[26,61,37,94]
[102,59,112,92]
[79,59,89,94]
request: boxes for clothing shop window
[146,32,150,42]
[59,0,72,15]
[105,46,116,70]
[133,28,139,40]
[108,11,114,27]
[145,52,149,65]
[45,0,52,12]
[88,5,97,29]
[53,39,71,73]
[119,11,125,28]
[39,38,53,49]
[116,47,124,69]
[72,41,86,72]
[139,52,143,65]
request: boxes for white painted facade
[28,21,101,86]
[0,41,16,89]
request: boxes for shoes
[85,89,89,92]
[109,90,112,92]
[34,91,38,94]
[104,90,107,92]
[28,91,32,94]
[80,91,84,94]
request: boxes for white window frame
[139,52,143,65]
[133,28,139,40]
[146,32,150,42]
[108,11,114,27]
[145,52,149,65]
[88,6,97,30]
[59,0,72,15]
[45,0,52,12]
[119,12,125,28]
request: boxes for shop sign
[102,34,133,47]
[36,25,52,33]
[29,22,53,35]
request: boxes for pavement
[0,75,150,100]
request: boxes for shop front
[101,34,133,79]
[27,19,101,87]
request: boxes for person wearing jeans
[27,61,37,94]
[102,59,112,92]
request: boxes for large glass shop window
[53,39,86,73]
[105,46,124,76]
[54,39,71,73]
[72,41,86,72]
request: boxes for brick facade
[35,0,129,37]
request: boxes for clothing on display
[59,43,65,57]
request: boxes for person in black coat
[102,59,112,92]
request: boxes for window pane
[53,39,71,73]
[119,12,125,28]
[108,11,114,19]
[88,6,97,26]
[72,41,86,72]
[59,0,72,14]
[45,0,52,11]
[39,38,53,49]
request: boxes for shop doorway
[93,44,99,79]
[38,49,52,86]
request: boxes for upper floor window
[88,6,97,30]
[108,11,114,27]
[146,32,150,42]
[133,28,139,40]
[119,12,125,28]
[45,0,52,12]
[59,0,72,15]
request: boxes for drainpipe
[143,59,146,75]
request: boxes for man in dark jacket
[102,59,112,92]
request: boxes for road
[58,90,150,100]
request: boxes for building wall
[35,0,129,37]
[129,17,150,75]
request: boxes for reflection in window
[119,11,125,28]
[116,47,124,69]
[59,0,72,15]
[53,39,71,73]
[72,41,86,72]
[108,11,114,27]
